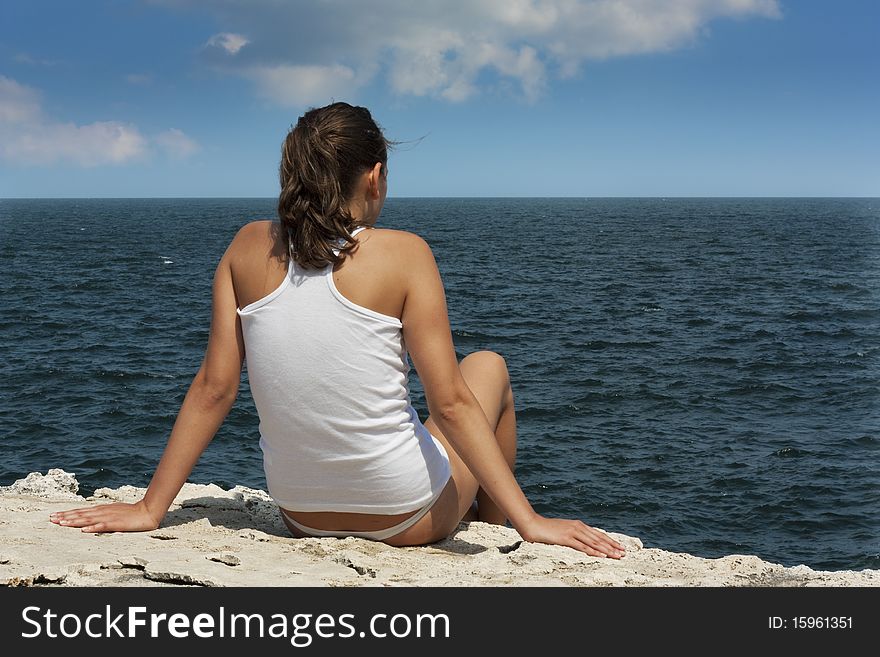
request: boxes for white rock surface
[1,470,877,587]
[0,469,81,500]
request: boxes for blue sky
[1,0,877,197]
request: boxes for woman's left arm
[50,236,246,533]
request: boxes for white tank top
[236,226,451,514]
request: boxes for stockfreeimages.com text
[21,605,450,646]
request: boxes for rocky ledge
[1,470,876,587]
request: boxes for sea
[1,197,878,572]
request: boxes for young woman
[50,103,625,559]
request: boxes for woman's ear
[368,162,383,199]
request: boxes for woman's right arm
[49,235,247,533]
[398,232,625,558]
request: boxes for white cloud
[3,121,149,167]
[156,128,200,158]
[247,64,357,107]
[157,0,781,104]
[0,75,41,123]
[206,32,249,54]
[13,52,61,67]
[0,76,198,167]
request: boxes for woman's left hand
[49,499,161,533]
[518,515,626,558]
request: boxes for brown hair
[278,102,392,269]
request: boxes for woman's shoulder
[236,219,277,241]
[358,227,434,262]
[227,220,284,258]
[230,222,429,251]
[225,221,435,270]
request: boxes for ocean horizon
[2,195,877,200]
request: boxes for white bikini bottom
[279,483,446,541]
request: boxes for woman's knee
[461,350,510,383]
[460,350,512,409]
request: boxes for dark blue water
[1,198,878,571]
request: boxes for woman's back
[230,220,406,321]
[231,222,451,514]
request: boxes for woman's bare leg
[458,351,516,525]
[385,350,516,546]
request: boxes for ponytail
[277,102,391,269]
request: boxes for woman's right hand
[519,516,626,559]
[49,499,161,533]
